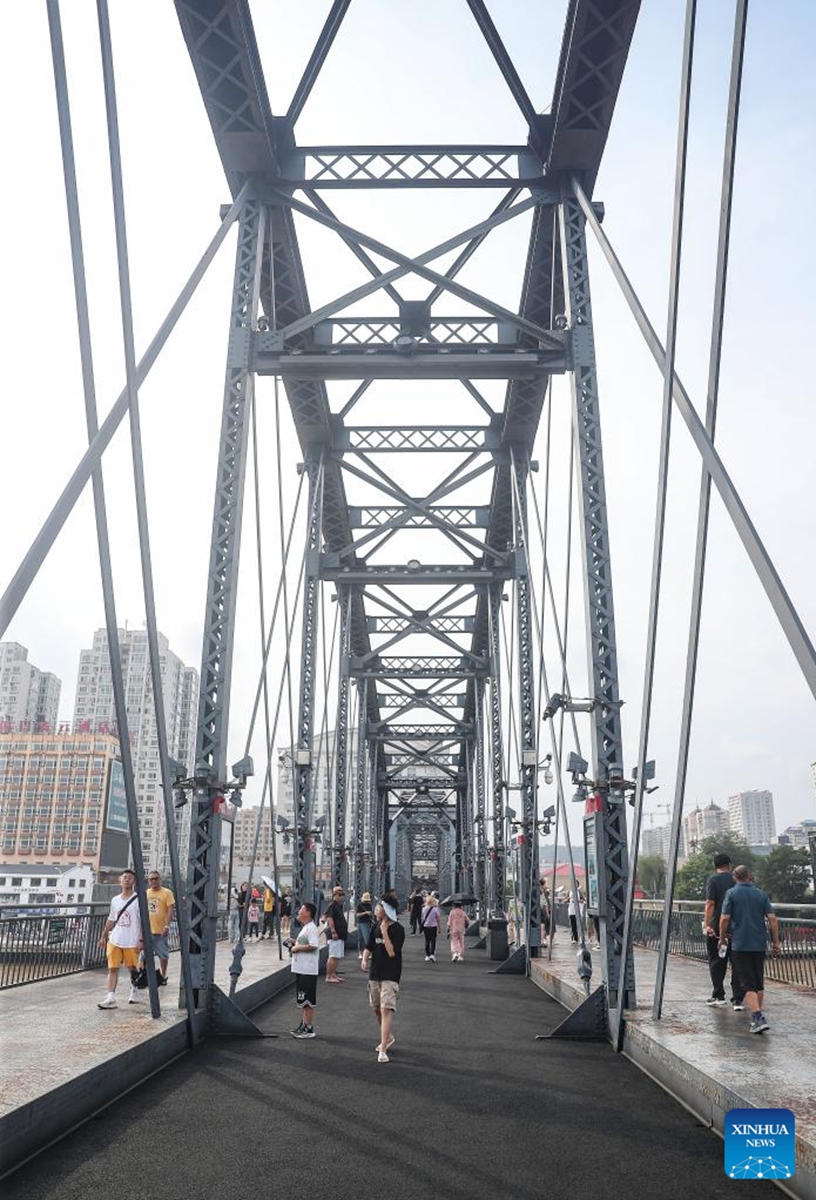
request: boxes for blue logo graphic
[725,1108,795,1180]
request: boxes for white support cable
[242,469,307,758]
[275,377,299,763]
[509,456,587,954]
[236,470,319,935]
[250,387,284,955]
[527,464,582,757]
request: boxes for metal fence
[631,899,816,990]
[0,903,229,989]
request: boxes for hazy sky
[1,1,814,856]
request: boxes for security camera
[232,755,254,781]
[566,752,588,777]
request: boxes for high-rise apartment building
[642,822,686,863]
[728,789,776,847]
[231,805,277,874]
[683,802,729,852]
[0,642,61,730]
[0,729,122,873]
[73,629,198,873]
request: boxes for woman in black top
[280,889,292,935]
[356,891,375,958]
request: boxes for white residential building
[683,802,730,852]
[72,629,198,874]
[642,822,686,863]
[0,642,61,731]
[728,789,776,847]
[776,819,816,849]
[0,862,95,910]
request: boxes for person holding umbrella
[445,900,469,962]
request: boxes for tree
[638,854,666,898]
[674,834,755,901]
[754,845,812,904]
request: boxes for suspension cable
[509,453,588,956]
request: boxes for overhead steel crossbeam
[312,317,518,346]
[280,144,544,188]
[175,0,640,949]
[350,506,490,530]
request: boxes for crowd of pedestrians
[96,855,784,1044]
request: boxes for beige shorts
[368,979,399,1012]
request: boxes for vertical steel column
[379,782,390,894]
[365,743,378,894]
[488,585,506,915]
[293,458,323,908]
[353,678,368,895]
[454,779,466,892]
[188,200,266,1001]
[475,677,488,920]
[559,195,633,1009]
[513,457,541,951]
[333,592,351,888]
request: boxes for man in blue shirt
[719,865,781,1034]
[703,852,743,1009]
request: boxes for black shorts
[730,950,765,995]
[295,974,317,1008]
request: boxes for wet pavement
[0,936,288,1119]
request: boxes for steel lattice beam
[175,0,641,989]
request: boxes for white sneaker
[128,987,141,1004]
[98,994,117,1009]
[430,955,436,962]
[377,1050,389,1063]
[425,955,430,961]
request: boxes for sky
[1,0,814,857]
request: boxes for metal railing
[630,899,816,990]
[0,903,229,989]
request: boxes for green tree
[754,845,812,903]
[638,854,666,898]
[674,834,755,901]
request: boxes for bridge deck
[1,930,794,1199]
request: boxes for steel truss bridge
[1,0,814,1048]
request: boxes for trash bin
[487,915,509,961]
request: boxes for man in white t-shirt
[286,902,320,1039]
[97,869,144,1009]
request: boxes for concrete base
[0,949,293,1178]
[530,944,816,1200]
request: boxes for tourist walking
[361,892,405,1063]
[228,885,241,947]
[280,888,292,936]
[145,869,174,985]
[356,890,374,958]
[567,885,584,943]
[421,894,441,961]
[324,885,348,983]
[446,900,468,962]
[97,869,143,1009]
[288,902,320,1038]
[262,885,276,938]
[718,866,781,1034]
[703,852,743,1009]
[408,888,424,935]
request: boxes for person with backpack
[421,895,441,962]
[97,869,143,1009]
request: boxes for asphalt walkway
[3,924,779,1200]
